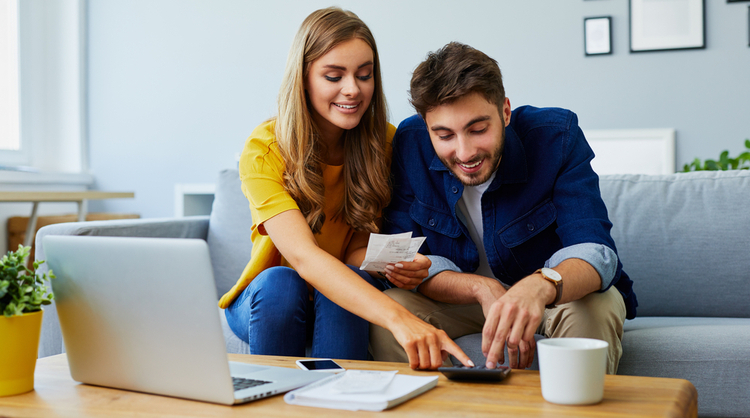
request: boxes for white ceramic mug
[537,338,608,405]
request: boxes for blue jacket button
[429,219,436,227]
[527,223,535,231]
[451,186,458,193]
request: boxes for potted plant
[0,245,54,397]
[683,139,750,171]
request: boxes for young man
[372,42,637,374]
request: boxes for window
[0,0,87,173]
[0,0,24,164]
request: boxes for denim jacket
[383,106,637,319]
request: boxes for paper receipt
[359,232,426,273]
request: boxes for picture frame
[585,16,612,56]
[629,0,705,52]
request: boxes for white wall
[84,0,750,218]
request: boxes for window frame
[0,0,29,166]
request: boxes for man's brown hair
[410,42,505,118]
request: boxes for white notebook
[284,371,438,411]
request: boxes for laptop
[44,235,326,405]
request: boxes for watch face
[541,267,562,282]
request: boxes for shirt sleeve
[426,255,462,279]
[400,255,461,293]
[238,128,299,228]
[544,243,618,290]
[545,115,626,292]
[424,244,617,293]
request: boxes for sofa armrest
[35,215,209,247]
[34,216,210,358]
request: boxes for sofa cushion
[619,317,750,417]
[206,169,254,297]
[599,171,750,317]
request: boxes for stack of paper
[359,232,426,273]
[284,370,438,411]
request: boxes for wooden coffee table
[0,354,696,417]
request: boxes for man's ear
[503,97,511,127]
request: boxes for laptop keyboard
[232,377,272,392]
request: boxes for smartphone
[438,365,511,382]
[295,358,346,373]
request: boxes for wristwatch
[535,267,563,309]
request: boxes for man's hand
[507,334,536,369]
[383,253,431,290]
[388,312,474,370]
[480,275,553,369]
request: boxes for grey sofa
[35,169,750,418]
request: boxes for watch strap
[535,268,563,309]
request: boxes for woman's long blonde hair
[276,7,390,234]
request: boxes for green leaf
[4,301,17,315]
[0,244,54,316]
[682,158,704,172]
[718,152,731,170]
[687,140,750,171]
[13,303,25,316]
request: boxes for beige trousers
[370,286,626,374]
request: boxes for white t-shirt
[456,172,497,280]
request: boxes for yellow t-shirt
[218,120,395,309]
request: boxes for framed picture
[629,0,705,52]
[585,16,612,55]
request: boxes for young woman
[220,7,471,368]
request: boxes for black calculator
[438,364,512,382]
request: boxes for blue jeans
[225,265,386,360]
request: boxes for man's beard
[442,126,505,187]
